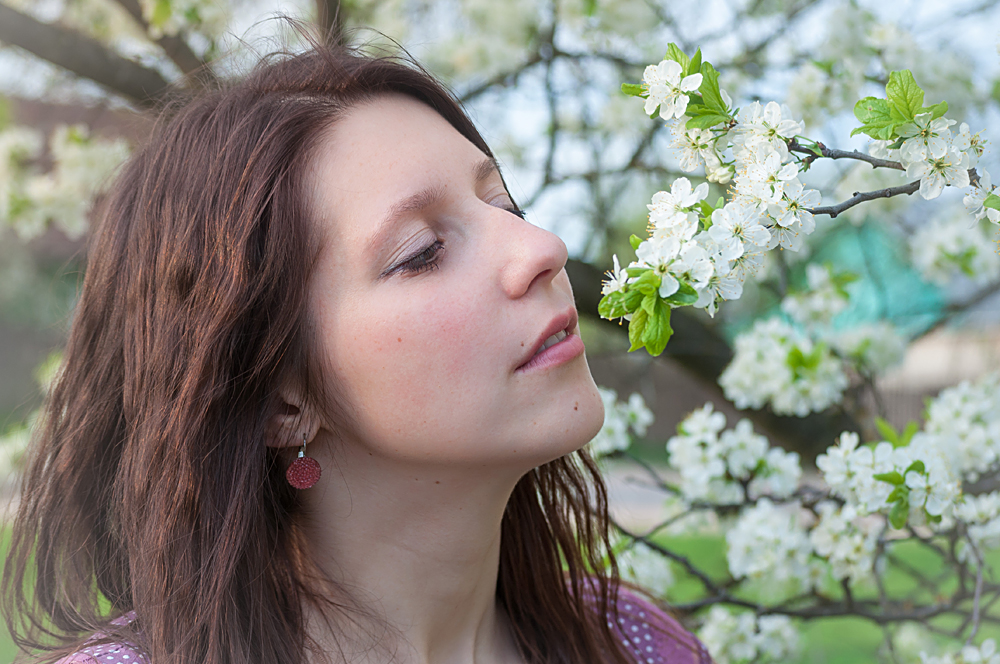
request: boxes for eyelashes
[395,207,527,276]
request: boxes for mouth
[515,308,581,372]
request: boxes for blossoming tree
[1,1,1000,662]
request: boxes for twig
[789,140,905,171]
[808,181,921,218]
[966,537,985,646]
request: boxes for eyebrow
[366,156,502,265]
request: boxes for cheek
[321,287,503,452]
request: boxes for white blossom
[642,59,703,119]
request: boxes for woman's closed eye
[394,206,527,276]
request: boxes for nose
[497,209,569,300]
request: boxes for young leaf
[622,288,645,311]
[665,281,699,306]
[598,292,622,319]
[628,308,649,352]
[688,48,703,77]
[885,70,925,122]
[630,234,643,250]
[984,193,1000,211]
[632,270,662,295]
[621,83,645,98]
[644,306,673,356]
[889,499,909,529]
[698,63,727,114]
[904,460,926,476]
[873,470,905,486]
[851,97,898,140]
[640,292,658,317]
[887,486,909,503]
[686,113,731,129]
[875,417,899,445]
[665,43,690,71]
[900,421,920,447]
[923,100,948,120]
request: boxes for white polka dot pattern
[607,592,715,664]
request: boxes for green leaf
[889,499,909,529]
[887,486,909,503]
[628,308,649,352]
[632,270,662,295]
[686,113,731,129]
[875,417,898,445]
[885,70,925,122]
[922,100,948,120]
[583,0,598,16]
[625,266,649,278]
[665,43,690,71]
[644,306,673,356]
[904,460,926,476]
[984,193,1000,211]
[629,234,643,250]
[698,62,727,114]
[151,0,172,27]
[622,288,645,311]
[664,281,699,306]
[621,83,645,98]
[874,470,905,486]
[640,292,658,317]
[687,48,703,77]
[851,97,898,140]
[598,292,628,320]
[900,421,919,447]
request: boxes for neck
[299,438,528,664]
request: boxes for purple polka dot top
[609,588,713,664]
[55,588,712,663]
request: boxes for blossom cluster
[921,639,1000,664]
[0,124,130,241]
[616,541,674,598]
[602,47,997,359]
[718,317,848,417]
[697,607,799,664]
[665,403,800,504]
[587,387,654,458]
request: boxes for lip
[515,308,583,372]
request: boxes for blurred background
[0,0,998,660]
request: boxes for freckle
[397,337,402,342]
[574,406,578,411]
[434,481,440,484]
[521,342,524,346]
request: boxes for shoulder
[607,586,713,664]
[54,641,147,664]
[54,613,148,664]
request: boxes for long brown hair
[2,36,638,664]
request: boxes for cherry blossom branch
[966,537,985,646]
[788,139,905,171]
[807,181,921,219]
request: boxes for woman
[2,37,711,664]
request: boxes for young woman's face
[303,94,604,469]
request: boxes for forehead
[305,94,488,248]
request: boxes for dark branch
[807,181,921,219]
[0,3,172,106]
[788,140,905,171]
[111,0,215,83]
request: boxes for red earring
[286,434,321,489]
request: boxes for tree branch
[111,0,215,84]
[0,3,172,106]
[807,181,921,219]
[788,140,905,171]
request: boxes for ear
[266,381,321,450]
